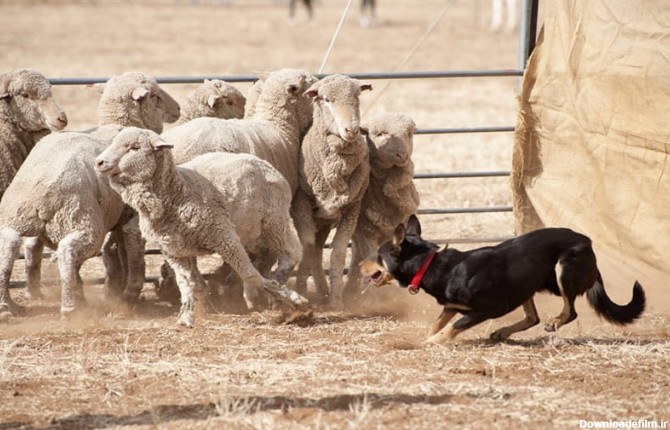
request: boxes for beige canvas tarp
[512,0,670,291]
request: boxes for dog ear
[405,214,422,237]
[392,223,405,248]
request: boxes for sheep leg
[23,237,44,300]
[120,213,146,303]
[291,192,317,297]
[344,239,364,300]
[0,227,23,320]
[57,232,100,317]
[102,230,125,299]
[263,215,302,286]
[164,256,207,328]
[328,205,361,309]
[311,226,331,301]
[215,230,306,310]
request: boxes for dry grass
[1,1,669,428]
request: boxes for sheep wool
[0,132,125,319]
[177,79,246,124]
[0,68,67,199]
[163,68,317,194]
[293,74,372,309]
[345,113,420,298]
[95,127,306,327]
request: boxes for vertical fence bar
[518,0,540,70]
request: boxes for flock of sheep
[0,67,419,327]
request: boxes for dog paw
[423,334,444,346]
[489,330,510,341]
[544,322,558,332]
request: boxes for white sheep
[162,68,317,194]
[344,113,420,300]
[94,127,307,327]
[88,72,182,304]
[292,74,372,309]
[18,72,180,314]
[0,132,125,319]
[0,68,68,199]
[177,79,246,124]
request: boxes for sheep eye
[323,97,331,103]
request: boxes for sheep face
[95,127,173,185]
[306,75,372,143]
[98,72,181,134]
[186,79,245,120]
[0,69,68,132]
[365,113,416,169]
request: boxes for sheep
[88,72,181,304]
[292,74,372,309]
[177,79,245,124]
[18,72,180,314]
[343,113,420,300]
[94,127,307,327]
[0,132,125,320]
[0,68,68,199]
[162,68,317,194]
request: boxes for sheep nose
[345,126,360,136]
[57,115,68,127]
[396,152,409,162]
[95,159,105,169]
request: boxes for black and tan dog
[360,215,646,343]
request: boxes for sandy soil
[0,1,669,429]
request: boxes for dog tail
[586,272,646,325]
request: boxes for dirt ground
[1,1,669,429]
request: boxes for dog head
[360,214,439,289]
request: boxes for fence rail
[48,68,524,86]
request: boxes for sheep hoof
[176,312,195,328]
[261,280,309,308]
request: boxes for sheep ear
[405,214,422,237]
[304,80,322,98]
[150,136,173,151]
[392,223,405,248]
[207,94,222,108]
[0,75,9,99]
[132,86,150,101]
[92,82,106,94]
[360,83,373,92]
[254,71,271,82]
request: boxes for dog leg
[545,262,578,332]
[427,308,457,337]
[544,294,577,332]
[490,298,540,340]
[424,322,463,345]
[424,314,486,344]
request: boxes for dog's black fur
[360,215,646,343]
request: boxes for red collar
[408,250,437,295]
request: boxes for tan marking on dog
[490,298,540,340]
[427,308,457,336]
[545,262,574,332]
[423,321,463,344]
[359,258,395,287]
[444,303,473,312]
